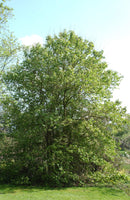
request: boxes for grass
[0,185,129,200]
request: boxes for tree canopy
[1,30,127,186]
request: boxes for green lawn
[0,185,129,200]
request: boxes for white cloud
[103,37,130,113]
[104,37,130,75]
[20,35,44,46]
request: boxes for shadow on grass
[0,185,17,194]
[0,184,69,194]
[0,184,128,197]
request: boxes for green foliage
[1,30,128,186]
[116,114,130,151]
[0,32,19,71]
[0,1,21,187]
[0,0,20,71]
[0,0,13,29]
[0,0,20,136]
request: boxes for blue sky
[8,0,130,113]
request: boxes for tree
[0,0,19,71]
[0,1,20,184]
[0,0,20,118]
[0,0,20,106]
[1,30,127,186]
[115,114,130,151]
[0,0,12,29]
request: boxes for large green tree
[1,31,127,186]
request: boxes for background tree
[1,30,127,186]
[0,0,19,71]
[115,114,130,152]
[0,1,20,183]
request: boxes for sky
[8,0,130,113]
